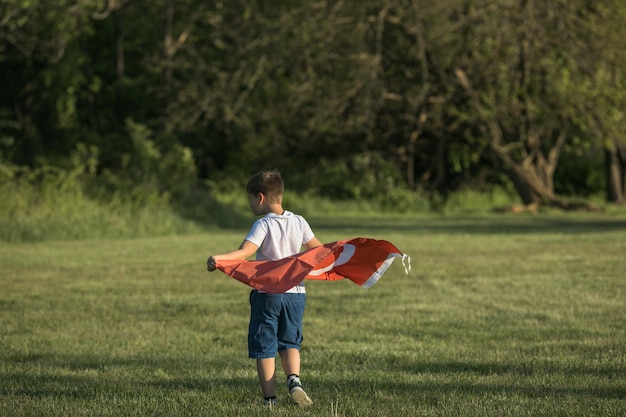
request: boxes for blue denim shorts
[248,290,306,359]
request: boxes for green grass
[1,213,625,416]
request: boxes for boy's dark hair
[247,169,284,200]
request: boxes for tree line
[1,0,625,208]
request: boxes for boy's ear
[257,192,265,204]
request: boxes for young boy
[206,169,322,407]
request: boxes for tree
[0,0,87,164]
[161,1,393,183]
[2,0,624,208]
[427,0,614,208]
[572,1,626,204]
[374,0,464,195]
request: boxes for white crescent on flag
[215,238,411,293]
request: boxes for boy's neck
[266,203,284,215]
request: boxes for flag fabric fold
[216,238,410,293]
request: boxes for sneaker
[288,377,313,407]
[264,398,277,407]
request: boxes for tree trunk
[406,130,417,190]
[623,143,626,199]
[433,136,448,195]
[489,143,567,208]
[114,7,124,123]
[162,0,174,114]
[605,138,625,204]
[505,165,557,205]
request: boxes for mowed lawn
[1,214,625,417]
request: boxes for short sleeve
[301,218,315,245]
[245,219,267,247]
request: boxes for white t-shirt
[244,210,315,261]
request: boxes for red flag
[216,238,410,293]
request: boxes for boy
[206,169,322,407]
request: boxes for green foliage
[117,119,198,199]
[0,150,200,243]
[199,177,257,227]
[300,152,417,208]
[442,186,521,214]
[202,174,427,225]
[554,150,605,198]
[2,0,626,208]
[68,120,200,208]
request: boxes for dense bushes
[0,137,200,242]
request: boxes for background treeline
[1,0,626,222]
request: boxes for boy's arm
[207,240,259,271]
[303,237,323,250]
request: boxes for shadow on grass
[316,363,626,400]
[4,351,623,403]
[1,352,255,400]
[1,371,101,399]
[309,215,626,235]
[322,376,626,401]
[400,359,625,381]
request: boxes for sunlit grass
[1,214,625,416]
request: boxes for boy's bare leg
[278,348,300,376]
[279,348,313,406]
[256,358,276,398]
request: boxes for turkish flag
[216,238,409,293]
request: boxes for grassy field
[1,213,625,416]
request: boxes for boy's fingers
[207,257,216,271]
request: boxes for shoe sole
[290,387,313,407]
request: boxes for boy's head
[247,169,284,203]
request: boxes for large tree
[573,1,626,204]
[441,0,594,207]
[356,0,624,207]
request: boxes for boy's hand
[207,256,217,271]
